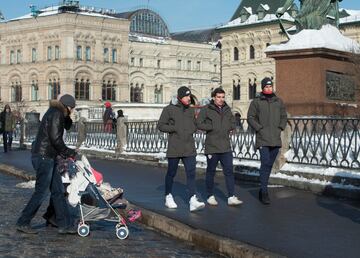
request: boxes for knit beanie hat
[261,77,273,89]
[105,101,112,108]
[59,94,76,108]
[177,86,191,99]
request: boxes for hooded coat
[247,93,287,149]
[196,100,235,154]
[157,97,197,158]
[31,100,76,159]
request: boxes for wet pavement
[1,150,360,258]
[0,173,221,258]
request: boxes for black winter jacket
[247,93,287,149]
[196,101,235,154]
[31,100,76,159]
[157,98,197,158]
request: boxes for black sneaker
[58,227,77,235]
[16,224,38,234]
[259,190,270,205]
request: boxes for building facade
[0,4,220,119]
[218,0,360,116]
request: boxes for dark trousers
[259,146,280,193]
[3,131,13,152]
[206,152,235,197]
[165,156,196,198]
[17,155,71,229]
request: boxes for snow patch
[16,180,35,189]
[266,24,360,53]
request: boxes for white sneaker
[207,195,218,206]
[228,196,243,206]
[165,194,177,209]
[189,195,205,212]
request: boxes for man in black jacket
[16,94,77,234]
[158,86,205,212]
[247,78,287,204]
[196,87,242,206]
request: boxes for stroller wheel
[116,225,129,240]
[78,223,90,237]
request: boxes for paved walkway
[1,150,360,258]
[0,173,219,258]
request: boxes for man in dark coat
[247,78,287,204]
[158,86,205,212]
[196,87,242,206]
[16,94,77,234]
[0,104,16,152]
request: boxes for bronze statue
[277,0,343,32]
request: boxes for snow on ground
[272,172,360,190]
[16,180,35,189]
[281,163,360,179]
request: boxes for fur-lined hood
[49,100,69,116]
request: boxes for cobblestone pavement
[0,173,222,258]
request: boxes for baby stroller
[62,155,140,239]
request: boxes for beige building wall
[0,13,130,116]
[129,39,220,104]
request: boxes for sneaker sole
[190,204,205,212]
[207,201,218,206]
[228,202,243,206]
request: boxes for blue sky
[2,0,360,32]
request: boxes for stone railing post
[273,117,292,172]
[76,105,90,120]
[115,117,127,154]
[76,117,87,149]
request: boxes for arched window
[248,78,257,100]
[31,80,39,101]
[129,9,170,37]
[130,83,143,103]
[102,80,116,101]
[55,46,60,60]
[76,46,82,60]
[233,79,240,100]
[234,47,239,61]
[48,78,60,100]
[154,84,163,103]
[250,45,255,60]
[11,81,22,102]
[75,78,90,100]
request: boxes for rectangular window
[10,50,15,64]
[157,59,161,68]
[85,46,91,61]
[55,46,60,60]
[187,60,191,70]
[47,46,52,61]
[76,46,82,60]
[177,59,182,70]
[16,50,21,64]
[214,64,217,73]
[139,58,143,67]
[31,48,37,62]
[112,49,117,63]
[103,48,109,62]
[130,57,135,66]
